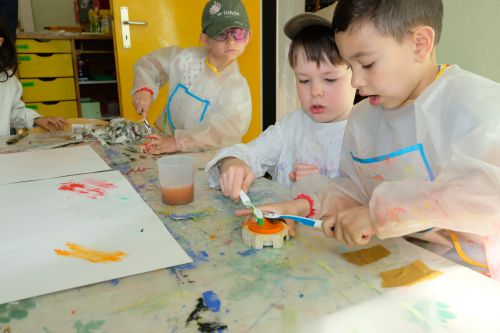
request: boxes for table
[1,133,500,332]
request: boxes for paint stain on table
[54,242,126,263]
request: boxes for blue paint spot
[237,248,258,257]
[111,279,120,286]
[220,252,225,256]
[202,290,221,312]
[299,293,304,298]
[172,249,209,270]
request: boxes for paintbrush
[264,212,323,229]
[141,112,152,135]
[6,131,28,145]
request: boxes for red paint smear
[58,179,117,199]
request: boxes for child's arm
[205,113,291,193]
[131,46,181,115]
[9,77,45,130]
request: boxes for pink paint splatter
[58,179,117,199]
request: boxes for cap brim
[284,13,330,39]
[204,19,250,39]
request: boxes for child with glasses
[206,5,357,230]
[132,0,252,154]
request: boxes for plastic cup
[156,155,194,205]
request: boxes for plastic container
[156,155,194,205]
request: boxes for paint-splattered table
[2,138,500,333]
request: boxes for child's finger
[241,173,254,193]
[283,219,297,237]
[289,171,297,181]
[234,209,253,217]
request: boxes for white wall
[276,0,304,120]
[24,0,78,31]
[438,0,500,83]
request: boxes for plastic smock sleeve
[205,112,288,189]
[368,71,500,239]
[174,76,252,152]
[132,46,181,99]
[9,76,40,129]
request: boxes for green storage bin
[81,98,101,118]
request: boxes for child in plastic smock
[132,0,252,154]
[250,0,500,280]
[205,5,356,208]
[0,18,66,135]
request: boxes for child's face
[335,22,423,109]
[203,29,251,64]
[294,49,355,123]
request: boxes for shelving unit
[16,32,121,120]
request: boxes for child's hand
[234,199,311,237]
[34,117,67,131]
[323,206,376,246]
[133,90,153,116]
[289,163,320,182]
[141,134,178,155]
[219,157,255,201]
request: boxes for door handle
[120,6,147,49]
[123,20,148,26]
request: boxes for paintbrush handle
[6,131,28,145]
[276,215,323,229]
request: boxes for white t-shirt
[206,109,347,188]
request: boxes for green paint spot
[0,304,7,314]
[22,82,35,87]
[435,302,450,309]
[19,55,31,61]
[0,316,10,323]
[20,299,37,309]
[9,308,28,319]
[16,44,29,50]
[26,104,38,110]
[437,308,456,321]
[74,319,106,333]
[117,195,129,200]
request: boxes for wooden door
[110,0,262,142]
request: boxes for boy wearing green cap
[132,0,252,154]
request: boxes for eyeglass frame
[212,28,249,42]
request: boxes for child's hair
[332,0,443,45]
[288,25,344,69]
[0,17,18,82]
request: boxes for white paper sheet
[0,145,110,185]
[0,170,192,304]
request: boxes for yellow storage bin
[18,54,73,78]
[21,78,76,102]
[25,101,78,118]
[16,39,71,53]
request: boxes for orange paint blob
[54,242,126,263]
[246,217,284,234]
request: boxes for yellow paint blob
[380,260,442,287]
[341,244,391,266]
[54,242,126,263]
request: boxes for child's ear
[0,37,4,47]
[412,26,435,62]
[199,33,208,46]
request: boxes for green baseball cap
[202,0,250,39]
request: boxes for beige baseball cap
[283,4,336,39]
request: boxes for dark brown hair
[288,25,344,69]
[333,0,443,45]
[0,17,18,82]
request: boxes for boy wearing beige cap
[206,5,357,222]
[132,0,252,154]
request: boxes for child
[0,18,66,136]
[132,0,252,155]
[206,4,356,203]
[258,0,500,279]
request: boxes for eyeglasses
[213,28,248,42]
